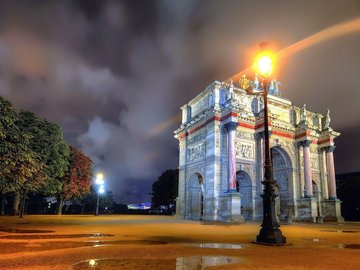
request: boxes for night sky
[0,0,359,203]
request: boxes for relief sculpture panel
[311,154,319,171]
[235,140,254,160]
[188,143,206,162]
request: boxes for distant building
[174,77,343,223]
[127,202,151,210]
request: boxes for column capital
[254,132,263,141]
[298,139,312,148]
[254,131,272,141]
[324,145,336,153]
[222,121,238,133]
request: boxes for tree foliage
[0,97,45,196]
[17,111,70,195]
[60,145,93,201]
[151,169,178,211]
[337,172,360,221]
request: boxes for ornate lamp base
[256,227,286,245]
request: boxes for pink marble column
[301,140,313,197]
[225,122,238,191]
[325,146,337,199]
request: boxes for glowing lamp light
[254,52,274,78]
[99,185,105,194]
[95,172,104,185]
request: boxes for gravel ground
[0,215,359,269]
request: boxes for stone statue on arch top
[323,108,331,130]
[268,79,281,97]
[300,104,307,124]
[239,74,250,90]
[227,79,234,99]
[252,73,260,90]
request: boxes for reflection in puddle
[186,243,243,249]
[0,233,114,240]
[71,258,174,269]
[0,228,54,233]
[71,256,241,270]
[302,238,324,242]
[176,256,241,269]
[320,230,360,233]
[338,244,360,249]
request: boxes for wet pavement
[0,215,359,270]
[320,229,360,233]
[0,228,54,233]
[0,233,114,239]
[185,243,244,249]
[337,244,360,249]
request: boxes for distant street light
[95,173,105,216]
[246,43,286,245]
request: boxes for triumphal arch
[174,76,343,223]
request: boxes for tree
[151,169,179,214]
[56,146,93,215]
[17,111,70,196]
[337,172,360,221]
[0,97,45,216]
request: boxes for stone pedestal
[323,199,344,222]
[219,192,244,223]
[175,197,182,219]
[296,197,318,222]
[316,216,324,224]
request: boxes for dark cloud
[0,0,359,203]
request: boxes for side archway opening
[187,173,204,220]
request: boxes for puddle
[0,233,114,240]
[186,243,243,249]
[302,238,324,242]
[71,258,174,270]
[320,230,360,233]
[0,229,54,233]
[337,244,360,249]
[177,256,241,269]
[70,256,241,270]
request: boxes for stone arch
[271,146,294,220]
[236,170,253,220]
[186,172,204,220]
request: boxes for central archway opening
[271,147,292,220]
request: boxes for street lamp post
[95,173,105,216]
[247,45,286,245]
